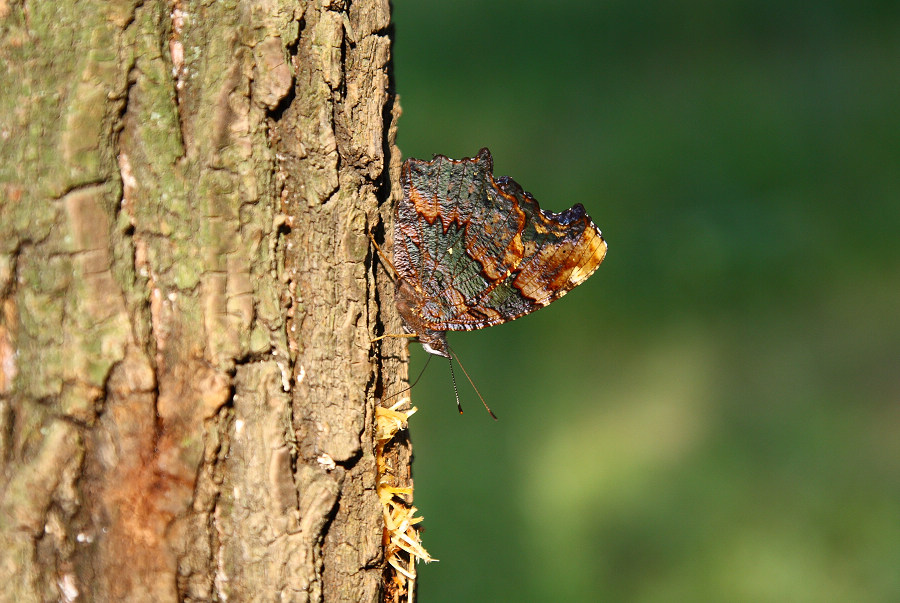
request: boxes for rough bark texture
[0,1,408,601]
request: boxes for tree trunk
[0,1,410,601]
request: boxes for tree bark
[0,1,408,601]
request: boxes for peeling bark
[0,1,407,601]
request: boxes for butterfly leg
[371,332,418,344]
[368,231,402,283]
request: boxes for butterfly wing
[394,148,607,333]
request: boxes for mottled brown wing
[393,148,607,333]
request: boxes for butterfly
[393,148,607,358]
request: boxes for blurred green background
[390,1,900,601]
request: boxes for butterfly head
[416,329,450,358]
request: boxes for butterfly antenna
[447,344,498,420]
[446,356,464,415]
